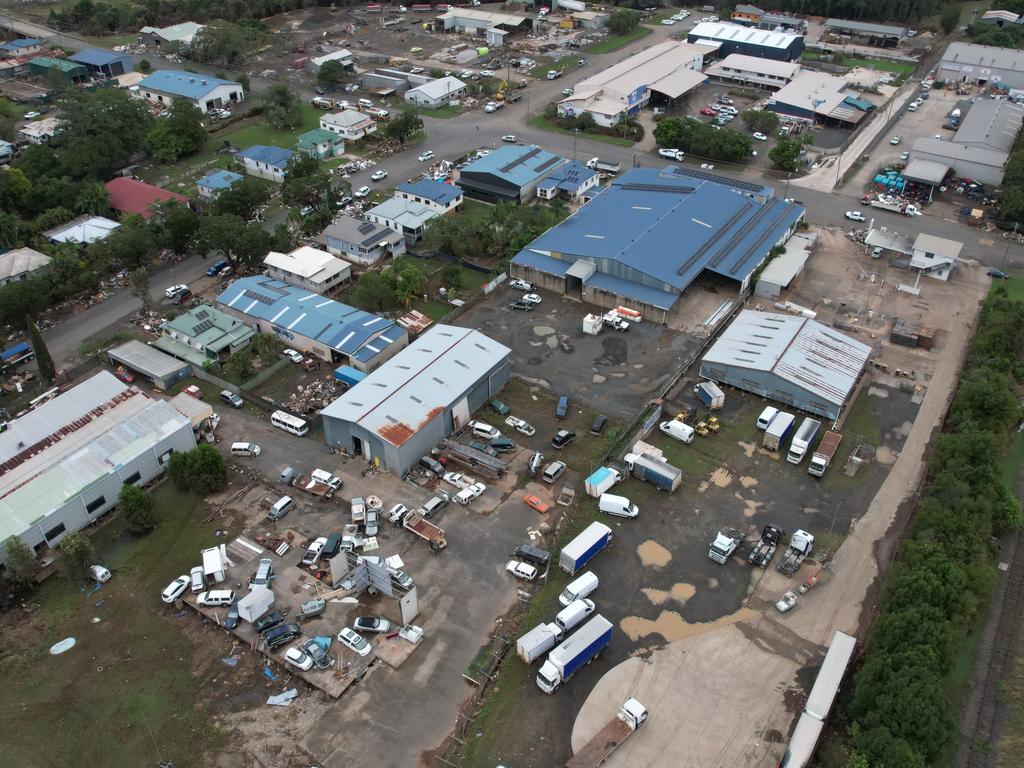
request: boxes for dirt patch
[637,540,672,567]
[739,476,758,488]
[641,583,698,606]
[738,440,757,458]
[619,607,759,643]
[710,467,734,488]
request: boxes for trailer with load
[566,698,648,768]
[808,431,842,477]
[298,472,335,499]
[748,524,784,567]
[787,417,821,465]
[708,528,744,564]
[868,195,921,216]
[763,412,795,451]
[402,510,447,552]
[584,466,623,498]
[694,381,725,410]
[517,622,563,664]
[536,614,613,693]
[560,521,613,574]
[777,529,814,577]
[623,452,682,491]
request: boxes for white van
[543,461,567,483]
[197,590,235,606]
[358,98,374,109]
[470,420,501,440]
[756,406,779,431]
[555,598,596,633]
[559,571,599,607]
[267,495,294,521]
[89,565,112,583]
[311,468,342,490]
[599,493,638,518]
[230,442,261,457]
[658,420,694,444]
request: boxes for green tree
[0,280,49,328]
[262,84,303,130]
[0,167,32,211]
[138,58,152,73]
[163,202,199,254]
[26,316,55,381]
[167,444,228,495]
[282,153,331,210]
[385,257,425,307]
[213,178,271,220]
[192,20,266,66]
[317,59,347,87]
[4,536,38,587]
[741,109,780,135]
[940,4,960,35]
[0,210,18,247]
[441,263,466,292]
[130,267,152,311]
[384,109,424,144]
[250,333,279,363]
[147,98,207,162]
[224,349,255,381]
[75,180,109,215]
[52,88,154,180]
[351,271,396,312]
[58,532,96,581]
[119,484,157,534]
[196,214,271,267]
[769,136,803,172]
[607,7,640,35]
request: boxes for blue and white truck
[536,614,613,693]
[559,522,612,574]
[694,381,724,410]
[623,452,682,492]
[333,364,367,389]
[584,466,623,498]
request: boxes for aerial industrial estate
[0,2,1023,768]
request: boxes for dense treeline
[653,116,754,163]
[724,0,943,24]
[843,287,1024,768]
[997,128,1024,226]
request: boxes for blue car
[556,395,569,420]
[207,259,229,277]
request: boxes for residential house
[317,215,405,266]
[0,139,14,161]
[395,178,463,214]
[138,70,244,114]
[43,215,120,245]
[296,128,346,159]
[403,76,467,108]
[155,305,255,365]
[18,117,62,144]
[535,160,601,202]
[237,145,293,183]
[365,197,438,243]
[911,233,962,281]
[105,177,190,220]
[0,247,51,287]
[68,49,133,78]
[196,170,244,199]
[320,109,377,140]
[0,38,43,58]
[263,245,352,293]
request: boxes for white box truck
[787,417,821,465]
[763,412,795,451]
[517,622,563,664]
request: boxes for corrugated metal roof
[68,49,127,66]
[572,40,710,100]
[459,145,566,188]
[941,41,1024,74]
[0,372,192,538]
[197,170,243,191]
[824,18,907,36]
[0,247,50,282]
[322,325,510,447]
[397,178,463,205]
[702,310,871,407]
[139,69,238,99]
[953,99,1024,153]
[238,145,293,167]
[902,157,950,184]
[705,53,801,80]
[688,21,802,50]
[407,76,466,100]
[109,339,190,379]
[910,136,1008,169]
[216,277,406,363]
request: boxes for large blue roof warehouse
[510,166,804,322]
[215,277,408,372]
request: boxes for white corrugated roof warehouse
[699,310,871,420]
[0,371,197,566]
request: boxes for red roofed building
[104,177,190,220]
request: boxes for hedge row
[843,287,1024,768]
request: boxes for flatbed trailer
[403,511,447,552]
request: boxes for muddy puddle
[637,540,672,567]
[620,607,759,642]
[641,583,697,606]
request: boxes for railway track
[963,531,1024,768]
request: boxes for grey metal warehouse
[699,310,871,421]
[108,339,191,390]
[0,371,196,568]
[321,324,511,475]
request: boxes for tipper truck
[518,622,563,664]
[584,466,623,498]
[566,698,648,768]
[808,431,842,477]
[624,452,682,491]
[585,157,621,173]
[787,417,821,465]
[763,412,795,451]
[536,614,613,693]
[560,522,613,574]
[777,529,814,577]
[748,524,784,567]
[694,381,725,410]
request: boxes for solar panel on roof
[619,182,696,194]
[195,309,209,320]
[191,319,214,334]
[499,146,540,173]
[534,156,561,174]
[357,221,376,234]
[242,289,275,305]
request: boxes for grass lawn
[998,589,1024,766]
[585,26,651,54]
[459,198,494,226]
[527,114,635,147]
[529,55,582,79]
[997,275,1024,303]
[78,328,146,356]
[0,483,227,767]
[836,55,915,76]
[417,105,461,119]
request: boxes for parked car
[284,645,315,671]
[456,482,487,504]
[469,440,498,456]
[524,494,551,514]
[253,611,285,634]
[282,348,304,363]
[590,415,608,434]
[164,283,189,299]
[489,399,511,416]
[509,278,534,291]
[506,559,538,581]
[845,211,866,222]
[364,508,379,536]
[389,567,414,590]
[752,132,768,141]
[161,575,190,603]
[337,626,373,656]
[490,437,516,453]
[889,136,902,145]
[220,390,244,409]
[265,623,302,650]
[354,616,392,634]
[223,600,241,630]
[419,492,450,518]
[988,268,1010,279]
[443,471,475,489]
[371,169,388,181]
[658,148,684,160]
[899,152,909,161]
[469,420,501,440]
[501,134,517,142]
[552,429,576,449]
[775,591,798,613]
[354,185,371,198]
[700,107,717,116]
[555,395,569,419]
[510,299,535,311]
[522,293,542,305]
[301,537,328,565]
[505,415,536,436]
[417,150,435,162]
[419,455,445,476]
[301,638,334,669]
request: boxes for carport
[902,158,949,202]
[108,339,191,390]
[648,69,707,110]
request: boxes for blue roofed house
[216,276,409,372]
[510,166,805,324]
[68,49,132,78]
[536,160,600,202]
[196,170,244,199]
[138,69,244,113]
[237,145,293,183]
[0,38,43,58]
[456,144,568,204]
[396,178,463,215]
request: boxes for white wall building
[911,233,961,281]
[0,247,51,287]
[404,76,468,108]
[137,70,244,114]
[705,54,801,91]
[320,109,377,140]
[263,245,352,293]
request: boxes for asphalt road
[10,12,1022,366]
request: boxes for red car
[524,494,551,514]
[700,107,717,116]
[114,367,136,384]
[182,384,204,399]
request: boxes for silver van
[267,495,294,521]
[555,598,596,633]
[231,442,261,457]
[253,558,274,586]
[542,461,567,484]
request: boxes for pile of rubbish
[284,377,342,414]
